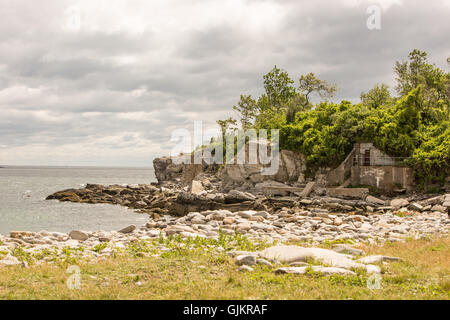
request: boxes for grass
[0,236,448,300]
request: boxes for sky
[0,0,449,167]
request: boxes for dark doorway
[364,150,371,166]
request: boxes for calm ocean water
[0,166,156,235]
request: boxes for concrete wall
[354,143,396,166]
[351,166,414,191]
[327,148,355,186]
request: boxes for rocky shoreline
[1,189,449,272]
[1,155,449,275]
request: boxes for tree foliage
[298,72,337,105]
[360,83,392,109]
[218,50,450,187]
[232,95,257,130]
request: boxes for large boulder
[220,142,306,189]
[153,155,186,183]
[258,245,380,274]
[153,154,218,185]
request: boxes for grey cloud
[0,0,449,165]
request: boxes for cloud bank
[0,0,448,166]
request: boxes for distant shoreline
[0,165,154,170]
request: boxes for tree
[394,49,450,121]
[283,94,309,123]
[360,83,392,108]
[298,72,337,105]
[394,49,449,99]
[216,118,237,143]
[232,95,257,130]
[263,66,296,111]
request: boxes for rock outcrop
[153,139,307,192]
[220,149,306,190]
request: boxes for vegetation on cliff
[219,50,449,188]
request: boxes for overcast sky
[0,0,449,167]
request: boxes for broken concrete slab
[327,188,369,199]
[366,195,385,205]
[190,180,204,195]
[299,182,316,198]
[408,202,424,212]
[431,205,447,213]
[390,198,409,209]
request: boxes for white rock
[256,258,273,267]
[259,245,375,273]
[0,255,21,266]
[238,265,254,272]
[357,255,401,264]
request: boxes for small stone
[289,262,309,267]
[191,216,206,224]
[10,231,34,239]
[431,205,446,213]
[238,265,254,272]
[223,217,235,225]
[69,230,89,241]
[333,217,343,226]
[352,215,364,222]
[315,212,329,218]
[366,196,385,205]
[390,198,409,209]
[236,223,251,232]
[254,211,270,218]
[235,255,257,266]
[256,259,273,267]
[408,203,424,212]
[238,211,255,219]
[119,225,136,234]
[190,180,204,195]
[250,216,265,222]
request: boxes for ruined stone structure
[219,139,307,190]
[328,143,414,191]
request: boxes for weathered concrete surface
[190,180,205,195]
[351,166,414,192]
[327,188,369,199]
[327,143,415,192]
[391,198,410,209]
[299,182,316,198]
